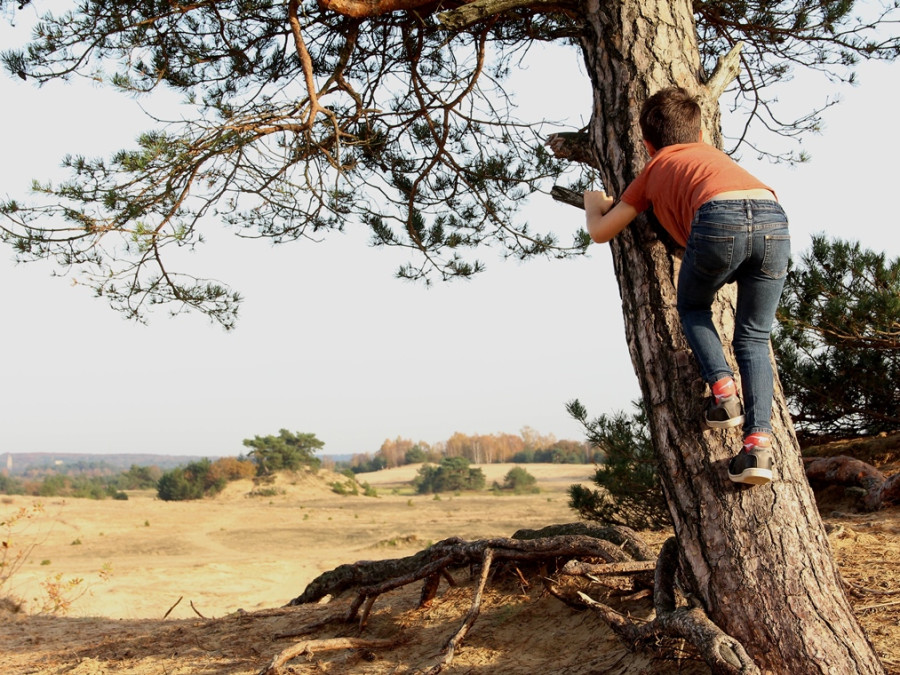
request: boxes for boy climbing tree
[584,87,790,486]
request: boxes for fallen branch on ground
[258,637,402,675]
[804,455,900,510]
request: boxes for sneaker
[704,395,744,429]
[728,435,774,485]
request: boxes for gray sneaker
[704,396,744,429]
[728,441,774,485]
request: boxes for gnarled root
[274,526,760,675]
[572,537,760,675]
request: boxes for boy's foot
[728,434,774,485]
[704,395,744,429]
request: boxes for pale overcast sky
[1,11,898,458]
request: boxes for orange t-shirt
[620,143,775,246]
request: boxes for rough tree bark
[577,0,883,672]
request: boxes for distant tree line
[341,427,601,474]
[0,463,163,499]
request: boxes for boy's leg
[676,248,734,385]
[732,221,791,435]
[727,204,789,485]
[676,213,744,427]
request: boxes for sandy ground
[1,462,898,674]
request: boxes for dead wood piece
[804,455,895,510]
[560,559,657,592]
[703,42,744,101]
[550,185,586,209]
[258,637,401,675]
[846,581,900,597]
[857,599,900,612]
[562,559,657,577]
[545,132,597,170]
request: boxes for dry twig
[163,596,183,619]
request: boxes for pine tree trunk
[579,0,884,671]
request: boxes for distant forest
[340,428,598,474]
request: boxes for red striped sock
[711,377,736,403]
[743,433,771,452]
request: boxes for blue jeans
[676,199,791,436]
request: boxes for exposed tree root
[571,538,760,675]
[272,525,760,674]
[423,547,495,675]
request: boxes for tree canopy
[1,0,897,326]
[243,429,324,475]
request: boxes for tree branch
[703,41,744,101]
[318,0,438,19]
[545,131,598,169]
[425,547,495,674]
[438,0,577,31]
[549,185,585,210]
[259,637,402,675]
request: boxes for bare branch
[703,41,743,101]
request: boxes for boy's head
[639,87,701,151]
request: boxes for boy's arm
[584,190,638,244]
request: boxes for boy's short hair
[639,87,702,150]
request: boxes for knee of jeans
[734,323,773,346]
[677,297,712,317]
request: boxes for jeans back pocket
[761,234,791,279]
[688,232,736,278]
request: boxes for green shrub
[567,399,669,530]
[157,459,226,501]
[414,457,486,494]
[330,479,359,496]
[500,466,539,494]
